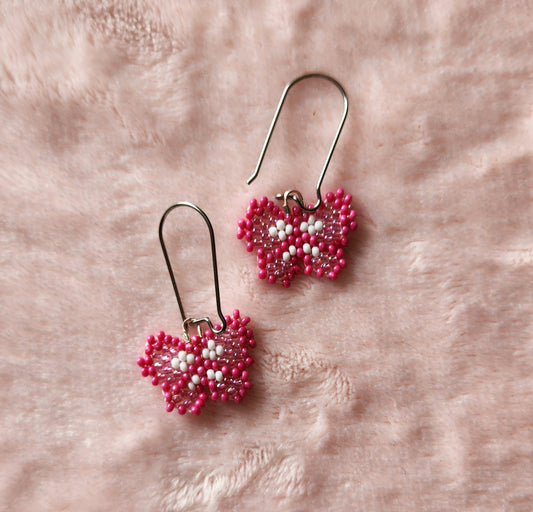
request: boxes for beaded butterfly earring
[137,202,255,415]
[237,73,357,287]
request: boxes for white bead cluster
[268,219,293,241]
[170,339,224,391]
[266,215,324,262]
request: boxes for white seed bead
[188,382,196,391]
[300,221,308,232]
[207,339,215,350]
[285,224,293,235]
[308,215,316,225]
[215,345,224,356]
[312,246,320,257]
[289,245,296,256]
[276,219,286,231]
[202,348,210,359]
[314,220,323,231]
[179,361,188,372]
[303,243,311,254]
[215,370,223,382]
[191,374,200,385]
[207,369,215,380]
[278,230,287,241]
[308,225,316,235]
[282,251,290,262]
[178,350,187,362]
[209,350,217,361]
[171,357,180,370]
[186,353,195,364]
[268,226,278,237]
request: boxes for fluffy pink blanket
[1,1,532,511]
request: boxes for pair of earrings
[136,74,358,415]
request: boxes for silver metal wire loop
[247,73,349,212]
[159,202,227,340]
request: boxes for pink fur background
[1,1,532,511]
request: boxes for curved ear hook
[159,202,227,340]
[247,73,349,212]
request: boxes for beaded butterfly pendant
[137,310,255,415]
[237,188,357,287]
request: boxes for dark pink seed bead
[157,331,165,341]
[199,393,207,402]
[336,187,344,197]
[302,233,310,243]
[334,198,342,208]
[181,373,190,382]
[245,232,253,242]
[204,360,212,369]
[231,320,239,329]
[166,403,174,412]
[237,361,245,370]
[177,379,184,389]
[141,367,149,377]
[238,326,246,336]
[239,336,247,346]
[246,219,253,230]
[266,201,274,210]
[288,235,295,244]
[234,394,243,402]
[221,365,229,375]
[256,207,264,215]
[296,248,304,258]
[329,245,336,255]
[326,192,334,202]
[220,393,229,402]
[151,376,159,386]
[165,392,172,402]
[209,380,217,392]
[238,218,247,229]
[319,242,326,251]
[177,341,185,350]
[328,271,337,280]
[205,330,213,339]
[242,316,250,325]
[258,258,266,269]
[344,193,352,204]
[136,357,145,367]
[260,196,268,207]
[185,343,192,351]
[245,357,254,365]
[341,205,349,214]
[211,391,218,401]
[245,211,254,220]
[341,236,348,246]
[268,275,276,284]
[250,198,258,208]
[274,247,282,258]
[147,334,155,344]
[241,371,248,380]
[188,365,196,374]
[282,279,290,288]
[177,405,187,415]
[310,235,317,245]
[316,268,325,278]
[349,210,356,220]
[161,381,170,392]
[304,265,313,275]
[340,215,347,224]
[236,229,244,239]
[350,221,357,230]
[164,335,172,343]
[197,366,206,377]
[244,381,252,389]
[190,406,199,415]
[342,226,349,235]
[266,252,274,262]
[303,255,311,265]
[334,265,341,273]
[148,366,156,376]
[153,341,162,350]
[195,355,202,365]
[241,347,249,356]
[249,339,257,348]
[281,241,289,251]
[246,329,253,338]
[212,361,219,370]
[172,385,179,394]
[295,237,302,247]
[339,258,346,268]
[246,242,254,252]
[232,368,240,377]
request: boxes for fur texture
[1,1,532,511]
